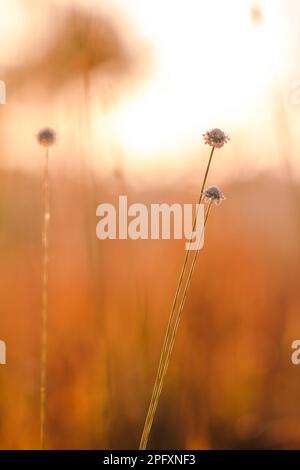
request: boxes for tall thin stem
[40,147,50,450]
[139,144,214,450]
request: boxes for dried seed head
[37,128,56,147]
[203,186,225,205]
[203,128,230,148]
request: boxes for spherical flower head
[203,128,230,148]
[203,186,225,205]
[37,128,56,147]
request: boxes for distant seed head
[203,186,225,205]
[37,128,56,147]
[251,5,263,25]
[203,128,230,148]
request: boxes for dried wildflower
[203,128,229,148]
[203,185,225,205]
[37,128,56,147]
